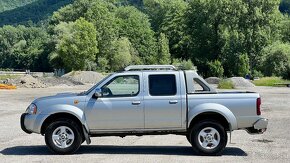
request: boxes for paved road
[0,86,289,162]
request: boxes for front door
[85,74,144,130]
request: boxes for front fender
[40,104,89,131]
[188,103,238,130]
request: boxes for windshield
[84,73,114,95]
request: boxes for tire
[186,134,191,143]
[44,119,83,154]
[189,120,227,156]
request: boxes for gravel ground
[0,86,289,163]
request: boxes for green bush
[217,79,235,89]
[207,60,224,77]
[97,57,109,72]
[252,70,264,78]
[172,59,196,70]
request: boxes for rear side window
[149,74,177,96]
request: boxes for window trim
[148,74,177,96]
[100,75,140,98]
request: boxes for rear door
[144,72,182,129]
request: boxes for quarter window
[149,74,177,96]
[193,78,210,92]
[102,75,139,97]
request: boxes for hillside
[280,0,290,14]
[0,0,73,26]
[0,0,36,12]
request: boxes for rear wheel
[189,120,227,155]
[44,119,83,154]
[186,134,191,143]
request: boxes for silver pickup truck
[20,65,268,155]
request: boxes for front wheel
[44,119,83,154]
[189,120,227,155]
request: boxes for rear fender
[188,103,238,130]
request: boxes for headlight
[26,103,37,114]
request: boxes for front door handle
[169,100,178,104]
[132,101,141,105]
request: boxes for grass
[252,77,290,86]
[0,74,20,80]
[217,79,235,89]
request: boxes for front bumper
[20,113,32,134]
[246,118,268,134]
[20,113,48,134]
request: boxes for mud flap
[82,125,91,144]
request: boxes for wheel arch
[41,112,84,135]
[188,103,238,131]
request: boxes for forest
[1,0,290,79]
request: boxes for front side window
[149,74,177,96]
[102,75,139,97]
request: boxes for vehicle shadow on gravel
[0,145,247,156]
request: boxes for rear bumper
[246,118,268,134]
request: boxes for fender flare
[188,103,238,130]
[40,104,89,132]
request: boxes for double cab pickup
[21,65,268,155]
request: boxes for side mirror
[93,88,102,99]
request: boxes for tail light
[257,98,261,115]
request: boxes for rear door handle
[132,101,141,105]
[169,100,178,104]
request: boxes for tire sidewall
[45,119,82,154]
[190,120,227,155]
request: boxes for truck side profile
[21,65,268,155]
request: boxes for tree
[144,0,190,59]
[239,0,282,72]
[115,6,157,64]
[186,0,282,75]
[261,42,290,77]
[84,0,118,64]
[110,37,133,71]
[53,17,98,70]
[237,54,250,77]
[51,0,118,67]
[0,25,50,71]
[157,33,170,64]
[281,15,290,43]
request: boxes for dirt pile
[38,76,83,87]
[62,71,104,84]
[1,71,104,88]
[15,75,46,88]
[228,77,255,88]
[205,77,221,84]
